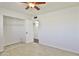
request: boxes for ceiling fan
[22,2,46,10]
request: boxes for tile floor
[0,43,79,56]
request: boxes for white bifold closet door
[3,16,26,46]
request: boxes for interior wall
[38,6,79,53]
[0,8,28,20]
[3,16,26,46]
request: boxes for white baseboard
[40,42,79,54]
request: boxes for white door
[25,20,34,43]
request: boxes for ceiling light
[29,3,35,8]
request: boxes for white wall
[0,8,28,20]
[38,6,79,53]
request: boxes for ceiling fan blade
[25,6,29,9]
[34,2,46,4]
[34,6,40,10]
[21,2,28,4]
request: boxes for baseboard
[40,42,79,55]
[4,41,25,47]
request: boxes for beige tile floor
[0,43,79,56]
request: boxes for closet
[3,16,26,46]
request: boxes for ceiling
[0,2,79,16]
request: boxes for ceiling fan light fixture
[21,2,46,10]
[29,3,35,8]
